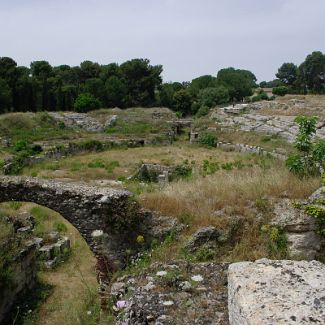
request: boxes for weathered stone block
[228,259,325,325]
[38,245,54,260]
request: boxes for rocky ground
[210,99,325,143]
[111,261,229,325]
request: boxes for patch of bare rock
[228,259,325,324]
[210,101,325,143]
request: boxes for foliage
[276,51,325,94]
[276,63,298,86]
[171,163,192,180]
[216,67,256,101]
[272,86,288,96]
[74,93,101,113]
[0,78,12,112]
[261,225,287,257]
[198,86,229,107]
[304,204,325,235]
[198,132,218,147]
[202,159,219,175]
[195,105,210,117]
[173,89,192,115]
[87,158,120,173]
[79,139,104,151]
[189,75,217,96]
[251,90,269,102]
[286,116,324,175]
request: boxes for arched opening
[0,201,100,325]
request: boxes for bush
[198,132,218,147]
[197,86,229,107]
[74,93,101,113]
[79,139,103,151]
[286,116,324,175]
[272,86,288,96]
[196,105,210,117]
[13,140,28,152]
[171,164,192,180]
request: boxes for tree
[83,78,105,102]
[120,58,163,106]
[74,93,101,112]
[197,86,229,108]
[189,75,217,96]
[276,63,298,86]
[104,76,127,107]
[216,68,256,101]
[158,82,184,108]
[173,89,192,115]
[0,78,12,112]
[301,51,325,93]
[30,61,53,110]
[80,60,101,80]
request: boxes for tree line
[0,57,257,115]
[0,50,324,116]
[260,51,325,95]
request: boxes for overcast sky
[0,0,324,82]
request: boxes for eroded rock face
[49,112,106,132]
[211,106,325,143]
[228,259,325,325]
[184,226,222,252]
[271,198,321,260]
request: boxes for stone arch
[0,176,139,261]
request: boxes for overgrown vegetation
[286,116,325,175]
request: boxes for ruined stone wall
[0,176,137,258]
[0,243,37,323]
[216,141,287,160]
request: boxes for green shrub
[198,132,218,147]
[272,86,288,96]
[105,160,120,173]
[88,159,106,169]
[194,244,216,262]
[221,162,233,170]
[74,93,101,113]
[202,159,219,175]
[304,205,325,235]
[171,164,192,180]
[196,105,210,117]
[79,139,103,151]
[13,140,28,152]
[261,225,287,257]
[286,116,324,176]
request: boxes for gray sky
[1,0,324,82]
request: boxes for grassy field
[22,142,261,182]
[0,100,324,324]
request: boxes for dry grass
[140,163,320,228]
[259,94,325,118]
